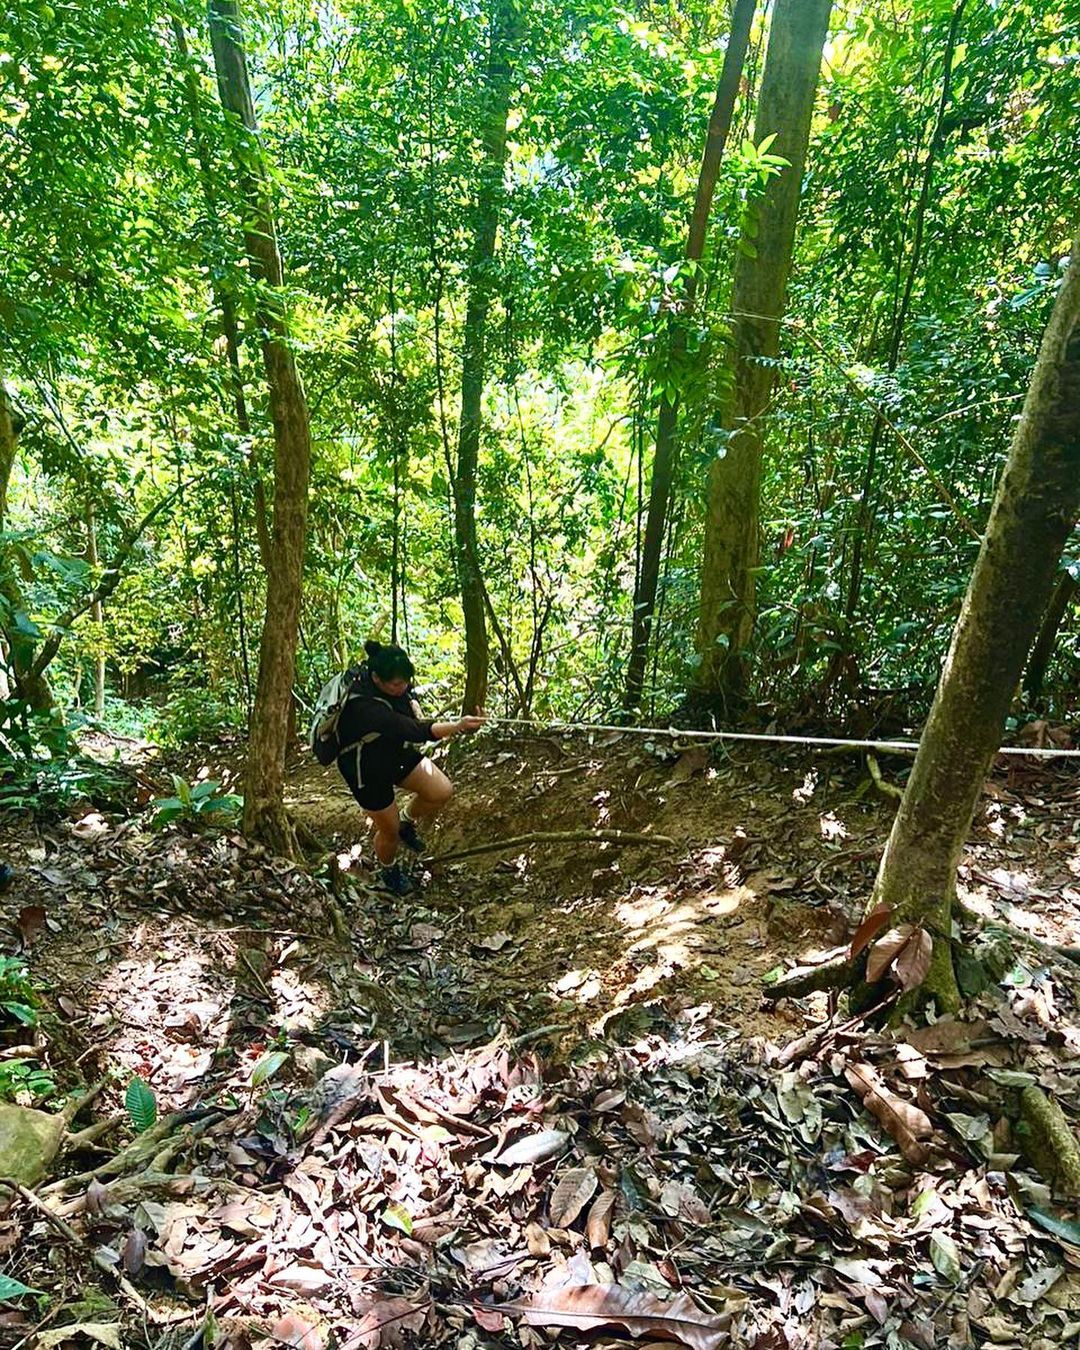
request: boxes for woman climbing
[335,639,484,895]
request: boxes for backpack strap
[336,696,395,759]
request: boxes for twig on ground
[0,1177,82,1243]
[429,829,675,864]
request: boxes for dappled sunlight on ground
[3,732,1080,1345]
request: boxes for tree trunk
[869,234,1080,1013]
[85,501,105,718]
[453,0,516,716]
[209,0,312,858]
[172,16,272,571]
[0,376,55,714]
[1023,568,1078,705]
[694,0,833,703]
[624,0,757,713]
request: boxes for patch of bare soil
[1,733,1080,1348]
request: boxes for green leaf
[381,1202,413,1235]
[12,611,41,641]
[125,1076,157,1133]
[929,1230,961,1281]
[1028,1206,1080,1248]
[1,1001,38,1026]
[0,1274,41,1302]
[250,1050,289,1087]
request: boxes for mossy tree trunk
[694,0,833,706]
[623,0,757,714]
[869,235,1080,1013]
[209,0,313,858]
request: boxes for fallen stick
[0,1177,82,1243]
[429,829,675,864]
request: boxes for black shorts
[338,744,424,812]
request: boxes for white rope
[489,717,1080,760]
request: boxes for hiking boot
[380,863,415,897]
[398,816,426,854]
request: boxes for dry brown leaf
[549,1167,598,1228]
[472,1303,507,1333]
[121,1227,146,1276]
[667,747,709,786]
[272,1314,324,1349]
[350,1296,428,1349]
[586,1188,615,1250]
[16,904,46,950]
[845,1062,932,1164]
[268,1262,333,1294]
[848,905,893,961]
[895,928,933,991]
[502,1283,730,1350]
[866,925,915,983]
[525,1222,551,1256]
[496,1128,569,1167]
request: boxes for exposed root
[1019,1085,1080,1198]
[763,952,856,1001]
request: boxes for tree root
[429,829,675,865]
[41,1109,223,1195]
[866,753,904,801]
[763,952,856,1000]
[63,1113,124,1153]
[1019,1085,1080,1198]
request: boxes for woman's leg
[399,758,453,823]
[366,801,401,865]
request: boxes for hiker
[334,639,484,895]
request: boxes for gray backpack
[308,667,361,765]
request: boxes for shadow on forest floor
[3,732,1080,1346]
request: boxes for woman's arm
[430,714,484,741]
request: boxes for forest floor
[3,730,1080,1349]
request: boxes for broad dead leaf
[496,1128,569,1167]
[38,1326,122,1350]
[867,925,915,984]
[16,905,46,950]
[667,746,709,786]
[272,1314,324,1349]
[503,1283,730,1350]
[845,1062,933,1165]
[586,1188,615,1250]
[848,905,893,961]
[351,1296,428,1348]
[895,928,933,991]
[549,1167,598,1228]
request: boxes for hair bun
[364,639,381,658]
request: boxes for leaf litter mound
[2,733,1080,1348]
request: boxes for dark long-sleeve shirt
[335,668,435,751]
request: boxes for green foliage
[150,774,243,830]
[0,1059,58,1107]
[149,687,247,749]
[1,0,1077,738]
[0,701,130,816]
[0,955,37,1030]
[0,1274,42,1304]
[124,1076,157,1133]
[249,1050,289,1089]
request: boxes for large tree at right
[870,234,1080,1011]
